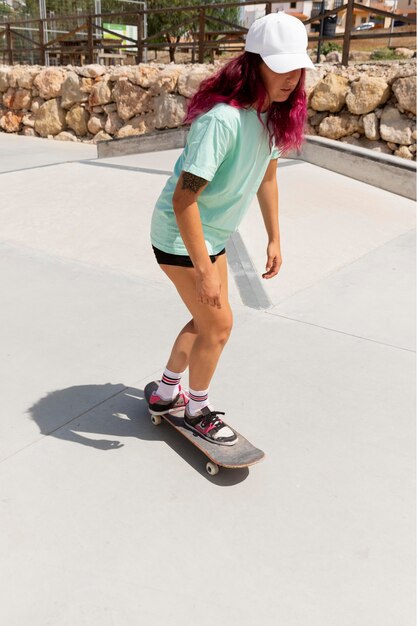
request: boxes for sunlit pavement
[0,132,415,626]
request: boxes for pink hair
[183,52,308,157]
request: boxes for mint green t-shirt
[150,103,281,256]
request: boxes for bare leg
[165,319,198,373]
[159,254,232,390]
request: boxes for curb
[97,128,416,200]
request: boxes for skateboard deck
[144,381,265,475]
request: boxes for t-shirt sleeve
[271,142,282,159]
[182,114,234,181]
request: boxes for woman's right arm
[172,171,222,309]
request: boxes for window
[290,1,297,6]
[312,2,322,16]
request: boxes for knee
[219,312,233,345]
[215,325,232,347]
[201,310,233,346]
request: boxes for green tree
[22,0,124,16]
[147,0,241,62]
[0,4,13,18]
[14,0,241,63]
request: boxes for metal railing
[0,0,415,67]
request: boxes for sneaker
[148,384,189,415]
[183,405,238,446]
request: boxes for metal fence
[0,0,415,67]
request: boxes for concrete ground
[0,132,415,626]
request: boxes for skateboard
[144,380,265,475]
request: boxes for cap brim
[262,53,315,73]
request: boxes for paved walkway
[0,133,415,626]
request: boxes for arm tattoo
[181,171,208,194]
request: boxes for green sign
[103,23,138,49]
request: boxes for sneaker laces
[200,410,225,431]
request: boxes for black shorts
[152,245,226,268]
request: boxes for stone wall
[0,60,415,161]
[306,60,416,160]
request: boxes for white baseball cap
[245,12,315,73]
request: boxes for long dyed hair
[183,52,308,157]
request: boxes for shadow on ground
[27,384,249,486]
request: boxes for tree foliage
[16,0,240,22]
[10,0,241,62]
[147,0,241,61]
[147,0,241,37]
[21,1,126,16]
[0,5,13,18]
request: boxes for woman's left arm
[257,158,282,280]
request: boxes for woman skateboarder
[148,13,315,445]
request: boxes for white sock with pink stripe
[187,387,211,416]
[156,367,185,401]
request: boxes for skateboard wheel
[151,414,162,426]
[206,462,219,476]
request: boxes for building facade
[243,1,407,32]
